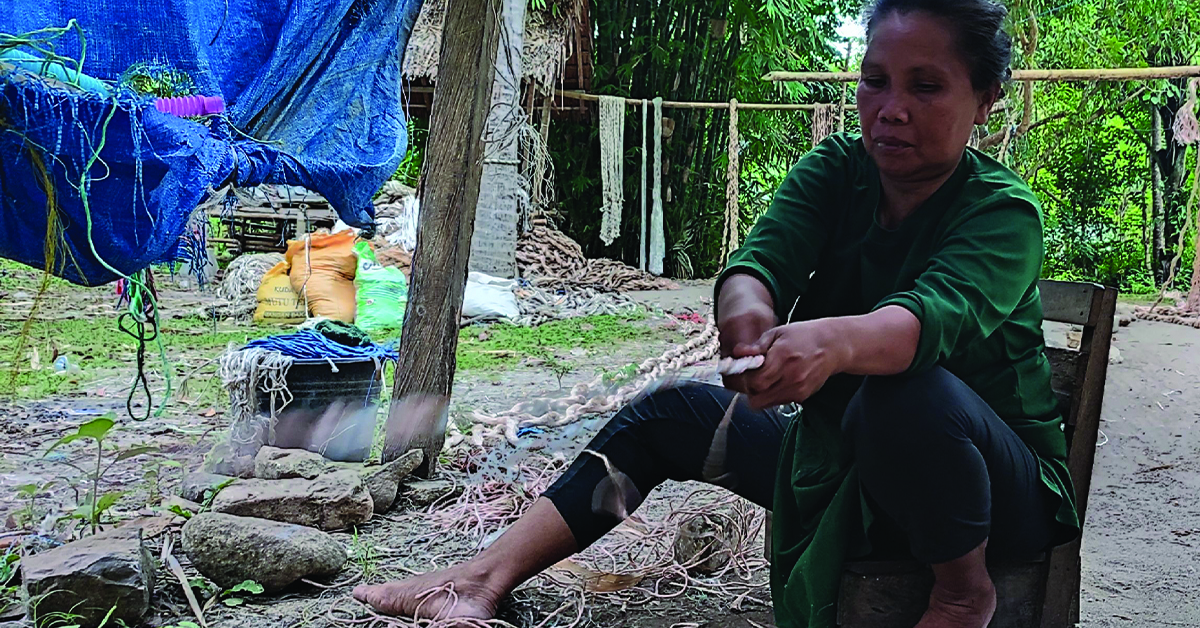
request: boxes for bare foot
[914,579,997,628]
[353,563,504,621]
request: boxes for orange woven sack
[285,231,358,322]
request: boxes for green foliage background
[402,0,1199,294]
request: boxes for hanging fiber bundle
[1174,78,1199,146]
[598,95,625,246]
[650,97,666,276]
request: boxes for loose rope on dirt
[466,315,718,446]
[367,448,768,628]
[511,284,641,327]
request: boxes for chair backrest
[1037,279,1118,522]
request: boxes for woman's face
[856,11,997,183]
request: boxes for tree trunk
[383,0,500,476]
[1151,105,1167,286]
[1188,223,1200,312]
[469,0,527,278]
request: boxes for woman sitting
[356,0,1079,626]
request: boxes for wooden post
[382,0,500,476]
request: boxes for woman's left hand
[740,320,847,410]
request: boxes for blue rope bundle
[243,329,398,362]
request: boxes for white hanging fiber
[598,95,625,246]
[650,97,665,275]
[218,345,294,448]
[640,99,648,271]
[1173,77,1198,146]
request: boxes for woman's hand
[716,275,778,393]
[740,320,847,410]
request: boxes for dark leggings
[542,366,1058,563]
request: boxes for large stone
[210,470,372,530]
[181,513,346,592]
[22,527,154,628]
[254,446,328,480]
[330,449,423,513]
[398,478,464,510]
[178,471,235,503]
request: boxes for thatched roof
[403,0,583,91]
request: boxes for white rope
[471,314,720,445]
[598,95,625,246]
[723,99,740,265]
[650,97,665,276]
[640,99,648,271]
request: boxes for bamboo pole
[764,65,1200,83]
[554,90,855,111]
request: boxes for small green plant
[142,458,183,507]
[13,480,55,527]
[167,475,235,521]
[219,580,264,607]
[541,355,575,390]
[350,528,377,580]
[44,414,158,534]
[0,548,19,619]
[598,362,640,388]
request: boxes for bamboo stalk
[554,90,855,111]
[764,65,1200,83]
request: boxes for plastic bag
[353,241,408,332]
[253,262,307,324]
[286,231,358,322]
[462,271,519,320]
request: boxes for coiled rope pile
[462,315,719,446]
[1135,305,1200,328]
[202,252,285,320]
[517,224,678,293]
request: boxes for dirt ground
[1,269,1198,628]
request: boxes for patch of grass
[0,313,275,399]
[456,314,652,371]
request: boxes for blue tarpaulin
[0,0,422,285]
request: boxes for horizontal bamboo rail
[763,65,1200,83]
[554,90,857,111]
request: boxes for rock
[1109,345,1124,364]
[330,449,424,513]
[254,446,328,480]
[178,471,235,503]
[210,470,372,531]
[399,478,464,510]
[181,513,346,592]
[672,513,740,576]
[202,443,255,478]
[22,527,154,628]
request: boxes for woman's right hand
[716,275,778,393]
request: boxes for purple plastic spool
[153,95,226,117]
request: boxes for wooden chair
[764,279,1118,628]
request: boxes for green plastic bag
[353,241,409,333]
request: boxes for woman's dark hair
[865,0,1013,91]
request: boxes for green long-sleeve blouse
[715,133,1080,628]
